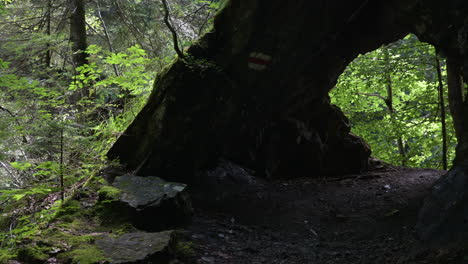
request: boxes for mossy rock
[95,230,176,264]
[59,245,106,264]
[98,175,192,232]
[97,185,122,201]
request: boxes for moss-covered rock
[99,175,192,232]
[95,230,176,264]
[97,185,122,201]
[59,245,106,264]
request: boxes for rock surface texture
[106,175,192,231]
[96,231,175,264]
[108,0,468,248]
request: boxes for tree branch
[161,0,185,59]
[0,105,28,143]
[356,92,387,101]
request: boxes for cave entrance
[330,34,457,169]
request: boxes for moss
[97,186,121,201]
[173,241,196,258]
[56,217,88,230]
[56,199,81,217]
[17,245,50,263]
[59,245,107,264]
[69,234,97,245]
[107,223,137,236]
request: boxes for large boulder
[108,0,407,182]
[416,166,468,248]
[99,175,192,231]
[95,231,176,264]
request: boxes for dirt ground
[187,166,460,264]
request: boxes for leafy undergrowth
[0,175,137,264]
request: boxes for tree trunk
[69,0,89,102]
[45,0,52,68]
[383,46,406,166]
[415,56,468,247]
[435,53,448,170]
[70,0,88,68]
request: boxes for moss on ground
[174,240,196,259]
[0,175,136,263]
[97,185,121,201]
[59,245,106,264]
[0,175,195,263]
[17,245,50,263]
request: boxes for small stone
[201,256,215,263]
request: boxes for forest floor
[187,166,461,264]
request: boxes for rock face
[96,231,175,264]
[416,166,468,248]
[103,175,192,231]
[108,0,399,180]
[107,0,468,248]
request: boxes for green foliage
[0,186,52,201]
[84,44,154,99]
[0,1,221,261]
[331,34,456,168]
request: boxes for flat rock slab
[113,175,188,210]
[96,231,175,264]
[107,175,192,231]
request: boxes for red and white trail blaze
[248,52,272,71]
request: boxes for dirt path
[188,167,447,264]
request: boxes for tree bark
[69,0,89,102]
[45,0,52,67]
[447,56,464,141]
[383,46,406,166]
[70,0,88,68]
[435,53,448,170]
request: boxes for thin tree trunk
[96,0,120,76]
[60,124,64,202]
[45,0,52,67]
[70,0,88,68]
[447,56,464,140]
[69,0,89,102]
[435,53,448,170]
[161,0,184,58]
[383,46,406,166]
[446,56,468,166]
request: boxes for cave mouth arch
[106,0,468,248]
[330,34,457,170]
[108,0,468,182]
